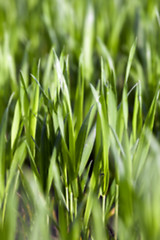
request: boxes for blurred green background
[1,0,160,123]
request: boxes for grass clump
[1,0,160,239]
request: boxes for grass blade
[11,100,21,151]
[0,93,14,205]
[76,106,93,173]
[133,86,160,180]
[30,61,40,157]
[78,125,96,177]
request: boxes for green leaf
[122,87,128,130]
[76,106,93,173]
[30,62,40,157]
[53,49,71,115]
[116,40,137,138]
[91,197,106,240]
[11,100,21,150]
[2,140,26,222]
[123,127,132,182]
[39,117,50,192]
[132,86,139,142]
[19,169,50,240]
[53,50,75,167]
[31,73,49,102]
[0,93,14,205]
[19,72,30,143]
[26,142,40,181]
[1,178,18,240]
[74,54,84,138]
[124,38,137,85]
[47,132,61,194]
[90,84,109,194]
[107,86,117,130]
[82,3,95,81]
[97,37,116,95]
[133,87,159,180]
[84,149,102,226]
[59,201,68,240]
[78,125,96,177]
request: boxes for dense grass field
[1,0,160,239]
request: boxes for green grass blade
[19,72,30,144]
[132,86,139,142]
[122,87,128,130]
[30,62,40,157]
[84,149,102,226]
[53,50,75,167]
[19,71,30,102]
[75,106,93,173]
[1,179,18,240]
[11,100,21,151]
[19,169,50,240]
[110,125,125,159]
[82,2,94,81]
[30,73,49,102]
[74,55,84,138]
[90,83,109,194]
[26,142,40,181]
[116,40,137,138]
[107,86,117,130]
[53,50,71,114]
[133,86,160,180]
[124,39,137,85]
[2,140,26,223]
[123,127,132,182]
[97,37,116,95]
[91,197,106,240]
[39,117,50,192]
[47,132,61,194]
[78,125,96,177]
[59,202,68,240]
[0,93,14,205]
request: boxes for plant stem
[102,194,106,223]
[70,191,73,221]
[74,197,77,217]
[114,184,119,240]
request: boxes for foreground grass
[0,0,160,239]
